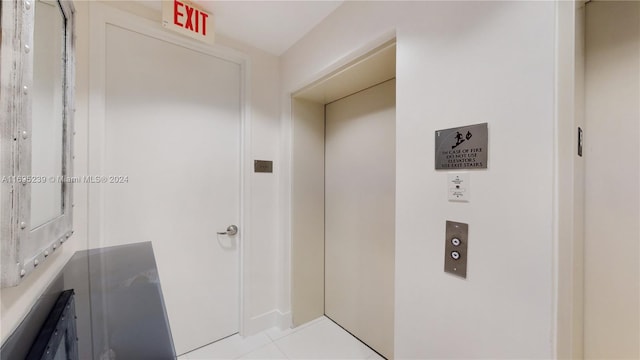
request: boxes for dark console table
[1,242,176,359]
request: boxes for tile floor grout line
[234,333,274,360]
[270,336,291,360]
[180,332,240,358]
[204,316,375,360]
[269,318,329,360]
[324,315,383,359]
[271,316,374,360]
[231,339,290,360]
[270,322,304,359]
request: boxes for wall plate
[448,173,469,202]
[444,221,468,278]
[254,160,273,173]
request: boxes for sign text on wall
[162,0,214,44]
[435,123,488,170]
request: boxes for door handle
[217,225,238,236]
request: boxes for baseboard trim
[245,310,292,336]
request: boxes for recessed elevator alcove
[290,40,396,359]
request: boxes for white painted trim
[553,1,568,354]
[552,0,562,351]
[553,1,585,358]
[87,0,252,340]
[238,39,253,339]
[246,309,291,335]
[277,310,293,330]
[290,30,397,96]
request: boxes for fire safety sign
[435,123,488,170]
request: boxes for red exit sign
[162,0,214,44]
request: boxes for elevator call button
[444,221,468,279]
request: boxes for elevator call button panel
[444,220,468,279]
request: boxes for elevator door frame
[289,34,397,357]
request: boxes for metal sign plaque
[254,160,273,173]
[444,221,468,279]
[435,123,488,170]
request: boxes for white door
[325,79,395,359]
[102,24,241,355]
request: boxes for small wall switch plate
[448,173,469,202]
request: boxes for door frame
[287,31,396,327]
[87,2,253,336]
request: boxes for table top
[1,242,176,360]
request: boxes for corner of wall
[553,0,585,358]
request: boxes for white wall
[584,1,640,358]
[281,1,559,358]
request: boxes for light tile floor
[178,316,384,360]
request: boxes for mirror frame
[1,0,75,288]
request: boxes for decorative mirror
[1,0,75,287]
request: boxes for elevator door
[325,79,396,359]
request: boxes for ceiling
[136,1,344,55]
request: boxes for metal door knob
[217,225,238,236]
